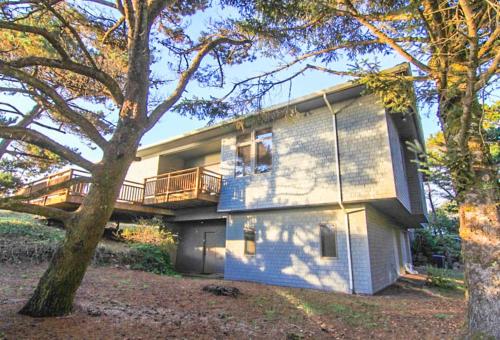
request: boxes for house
[124,66,428,295]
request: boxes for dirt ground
[0,264,465,340]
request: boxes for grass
[0,210,178,276]
[0,210,64,243]
[274,289,380,328]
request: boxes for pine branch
[7,57,124,105]
[0,62,109,149]
[147,36,252,129]
[0,126,95,170]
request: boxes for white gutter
[323,93,355,294]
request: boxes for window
[235,128,273,176]
[244,227,256,255]
[255,128,273,174]
[320,223,336,257]
[236,144,252,176]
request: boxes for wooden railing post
[166,173,171,202]
[195,167,200,198]
[142,178,147,204]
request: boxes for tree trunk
[460,200,499,338]
[458,137,500,338]
[19,133,141,316]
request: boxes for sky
[0,4,444,164]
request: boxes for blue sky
[1,5,443,164]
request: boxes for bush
[130,243,177,276]
[121,217,177,253]
[425,266,458,289]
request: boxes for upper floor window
[235,128,273,177]
[320,223,337,257]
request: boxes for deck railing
[18,166,221,207]
[143,167,222,201]
[19,169,145,205]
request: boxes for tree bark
[18,134,141,316]
[460,200,500,338]
[18,1,153,316]
[458,136,500,338]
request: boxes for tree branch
[147,36,251,129]
[0,200,71,221]
[0,62,109,149]
[0,20,70,60]
[42,1,98,69]
[7,57,124,105]
[341,0,432,74]
[475,48,500,91]
[0,126,95,170]
[0,104,41,158]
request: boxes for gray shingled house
[123,66,428,295]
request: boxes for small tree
[0,0,253,316]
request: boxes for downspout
[323,93,355,294]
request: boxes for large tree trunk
[458,137,500,338]
[437,73,499,336]
[460,200,499,337]
[19,132,142,316]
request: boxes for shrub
[130,243,177,276]
[425,266,457,289]
[121,217,177,253]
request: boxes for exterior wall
[387,116,411,211]
[224,205,372,294]
[219,106,338,211]
[125,155,160,183]
[404,148,427,215]
[365,205,402,293]
[338,95,397,202]
[185,152,220,173]
[175,220,226,274]
[158,155,184,173]
[218,95,397,212]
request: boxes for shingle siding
[218,94,397,212]
[387,115,411,211]
[224,205,373,294]
[337,95,397,202]
[366,205,402,293]
[219,106,338,211]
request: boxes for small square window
[244,227,256,255]
[320,223,336,257]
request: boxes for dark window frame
[244,227,256,256]
[319,223,337,258]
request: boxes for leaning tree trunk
[19,131,142,316]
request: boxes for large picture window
[235,128,273,177]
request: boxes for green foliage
[412,207,461,266]
[0,210,64,243]
[358,72,416,114]
[130,243,177,276]
[121,217,177,254]
[426,266,462,290]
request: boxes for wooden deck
[143,167,221,209]
[16,167,223,220]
